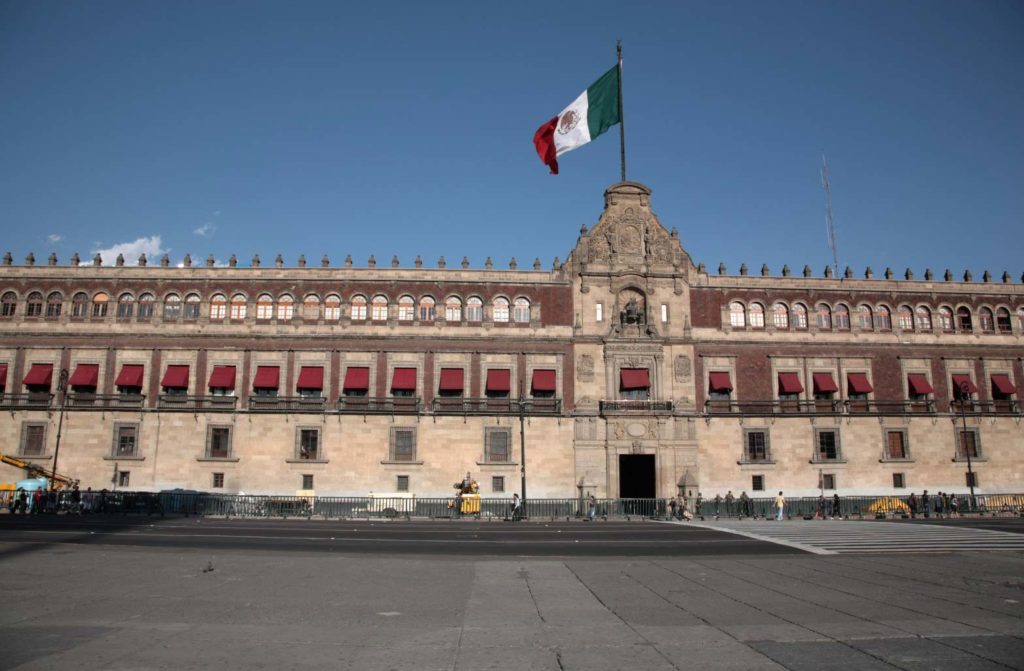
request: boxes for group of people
[907,490,961,518]
[816,493,844,519]
[8,484,95,514]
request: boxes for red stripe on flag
[533,116,559,175]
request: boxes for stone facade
[1,182,1022,499]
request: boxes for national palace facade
[1,182,1022,499]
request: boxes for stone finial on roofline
[25,253,35,266]
[803,265,812,278]
[93,253,103,266]
[982,270,991,283]
[344,254,352,268]
[761,264,770,277]
[944,269,952,281]
[824,266,833,278]
[843,266,852,279]
[251,254,260,268]
[739,263,748,276]
[298,255,307,268]
[116,253,125,267]
[274,254,283,268]
[534,257,542,271]
[553,257,561,270]
[963,269,972,282]
[884,267,893,280]
[368,255,376,268]
[206,254,215,268]
[1002,271,1011,283]
[2,252,11,266]
[229,255,238,268]
[415,255,422,268]
[70,253,80,266]
[138,254,147,267]
[161,254,170,267]
[718,262,726,275]
[321,255,329,268]
[48,253,58,266]
[182,254,192,268]
[864,267,873,279]
[438,256,446,269]
[781,264,790,277]
[485,257,493,270]
[924,268,933,280]
[391,255,399,268]
[904,268,913,280]
[462,257,470,269]
[509,257,517,270]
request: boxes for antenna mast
[821,153,839,276]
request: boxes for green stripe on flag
[586,65,620,140]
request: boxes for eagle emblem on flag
[557,110,580,135]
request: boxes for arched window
[466,297,483,322]
[163,293,181,320]
[117,293,135,319]
[914,306,932,331]
[956,307,973,332]
[513,298,531,323]
[137,293,154,320]
[276,294,294,321]
[92,292,109,319]
[183,293,201,320]
[46,292,63,318]
[793,303,808,329]
[397,295,414,321]
[897,305,914,330]
[875,305,892,330]
[303,294,322,320]
[856,304,872,330]
[834,304,850,330]
[729,301,746,327]
[25,292,43,317]
[209,293,226,320]
[350,295,367,321]
[324,294,341,321]
[230,294,247,320]
[0,291,16,318]
[492,297,509,323]
[979,307,994,333]
[419,296,436,321]
[445,296,462,322]
[256,293,274,320]
[749,302,765,328]
[772,302,789,328]
[816,303,832,329]
[370,295,388,321]
[938,306,954,332]
[995,307,1011,333]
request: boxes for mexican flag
[533,65,620,175]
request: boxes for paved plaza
[1,516,1023,670]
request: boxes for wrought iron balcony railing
[599,399,674,414]
[337,396,421,414]
[430,397,562,415]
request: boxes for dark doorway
[619,454,656,499]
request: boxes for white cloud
[47,234,62,243]
[92,235,167,265]
[193,223,216,237]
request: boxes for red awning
[486,369,511,392]
[296,366,324,390]
[620,368,650,390]
[812,372,838,394]
[907,373,934,395]
[439,368,464,392]
[253,366,280,389]
[68,363,99,387]
[0,363,7,389]
[708,371,733,392]
[951,374,978,395]
[23,364,53,387]
[208,365,236,389]
[531,369,556,392]
[777,372,804,394]
[161,365,190,389]
[991,373,1017,395]
[391,367,417,391]
[343,367,370,391]
[847,372,874,394]
[115,364,144,388]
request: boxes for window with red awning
[846,372,873,394]
[708,371,733,392]
[812,372,838,394]
[391,367,417,392]
[161,365,190,390]
[296,366,324,390]
[951,373,978,395]
[0,363,7,390]
[777,372,803,394]
[115,364,144,388]
[486,369,510,393]
[907,373,934,396]
[253,366,280,389]
[620,368,650,390]
[438,368,464,392]
[531,369,556,393]
[23,363,54,388]
[208,365,236,389]
[991,373,1017,395]
[343,367,370,391]
[68,363,99,388]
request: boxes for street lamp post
[51,368,69,492]
[519,381,527,520]
[957,379,976,511]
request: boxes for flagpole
[617,40,626,182]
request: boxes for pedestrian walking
[908,492,918,519]
[934,492,944,519]
[739,491,751,518]
[949,493,959,518]
[695,492,703,518]
[587,494,597,521]
[922,489,930,518]
[676,494,688,520]
[725,490,735,516]
[775,491,786,521]
[511,493,522,521]
[816,494,826,520]
[832,493,841,519]
[668,496,677,521]
[713,494,722,518]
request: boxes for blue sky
[1,0,1021,277]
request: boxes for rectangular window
[390,428,416,462]
[595,303,603,322]
[660,304,668,323]
[114,424,138,457]
[885,430,908,460]
[815,430,841,461]
[966,472,978,488]
[743,430,769,462]
[752,475,764,492]
[207,426,231,459]
[892,473,905,489]
[485,428,512,463]
[396,475,409,492]
[492,476,505,493]
[118,471,130,487]
[302,474,314,490]
[212,472,224,489]
[821,474,836,490]
[297,428,320,460]
[956,429,980,460]
[20,423,46,456]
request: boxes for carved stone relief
[576,354,594,382]
[674,355,692,382]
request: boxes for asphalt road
[0,514,805,557]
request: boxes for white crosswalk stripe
[680,519,1024,554]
